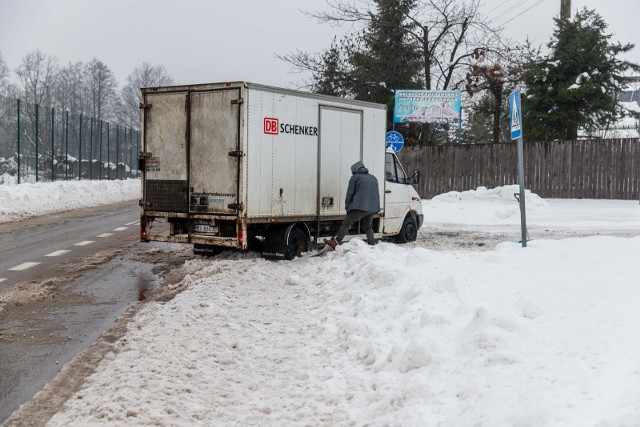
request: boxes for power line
[497,0,548,27]
[484,0,514,15]
[490,0,534,22]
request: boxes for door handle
[385,190,391,193]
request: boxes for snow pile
[0,179,140,223]
[46,235,640,426]
[425,185,547,225]
[424,185,640,230]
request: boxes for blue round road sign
[385,131,404,152]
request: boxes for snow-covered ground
[3,181,640,425]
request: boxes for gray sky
[0,0,638,89]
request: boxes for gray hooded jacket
[345,161,381,213]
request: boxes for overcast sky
[0,0,638,89]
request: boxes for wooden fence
[397,138,640,200]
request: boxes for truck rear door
[189,89,241,214]
[142,91,189,213]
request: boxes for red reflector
[146,216,154,223]
[141,231,147,239]
[225,82,232,87]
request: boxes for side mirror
[411,170,420,185]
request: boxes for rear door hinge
[227,203,243,210]
[139,103,152,110]
[228,150,243,158]
[231,98,243,105]
[139,152,152,158]
[139,199,151,208]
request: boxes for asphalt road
[0,202,155,423]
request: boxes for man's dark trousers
[335,209,376,245]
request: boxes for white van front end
[382,149,424,242]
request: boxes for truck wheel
[284,228,309,260]
[396,216,418,244]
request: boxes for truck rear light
[238,230,243,245]
[141,231,147,240]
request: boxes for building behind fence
[397,138,640,200]
[0,95,140,183]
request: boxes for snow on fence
[398,138,640,200]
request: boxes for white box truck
[139,82,423,259]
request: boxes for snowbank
[46,236,640,426]
[424,184,640,230]
[0,179,140,223]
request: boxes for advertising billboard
[394,90,462,124]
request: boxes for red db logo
[264,117,279,135]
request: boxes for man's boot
[323,238,338,250]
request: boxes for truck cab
[383,148,424,243]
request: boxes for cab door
[383,151,413,234]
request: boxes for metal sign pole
[517,136,527,247]
[509,89,527,247]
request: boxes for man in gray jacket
[324,160,380,249]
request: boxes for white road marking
[74,241,95,246]
[113,227,128,231]
[125,221,139,226]
[9,262,41,271]
[0,278,6,283]
[96,233,113,238]
[45,250,71,257]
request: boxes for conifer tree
[522,8,639,140]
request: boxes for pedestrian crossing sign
[509,89,522,140]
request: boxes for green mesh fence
[0,95,140,184]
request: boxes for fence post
[107,122,110,179]
[78,114,83,180]
[136,129,140,178]
[17,99,21,184]
[51,107,55,182]
[89,117,93,180]
[65,110,69,180]
[116,124,120,180]
[99,120,103,180]
[35,103,39,182]
[129,127,133,178]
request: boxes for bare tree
[85,58,117,124]
[0,51,9,96]
[15,49,59,107]
[300,0,504,91]
[55,62,87,118]
[116,62,174,130]
[464,45,530,143]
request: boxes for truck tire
[284,228,309,260]
[396,216,418,244]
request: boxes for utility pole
[560,0,571,19]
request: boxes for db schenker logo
[264,117,279,135]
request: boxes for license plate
[193,224,218,234]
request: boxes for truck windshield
[385,152,408,184]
